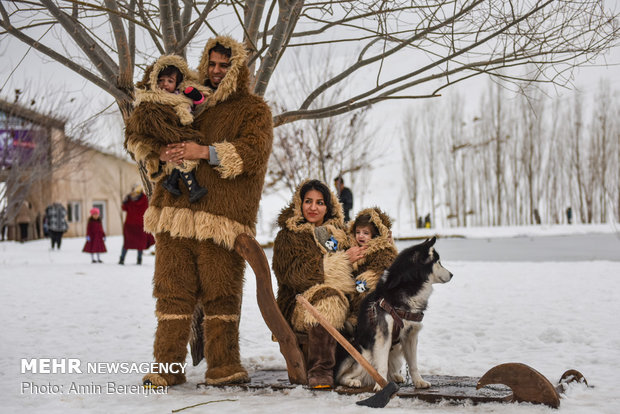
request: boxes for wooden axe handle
[296,295,388,388]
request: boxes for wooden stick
[296,295,388,388]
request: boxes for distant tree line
[402,79,619,227]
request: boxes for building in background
[0,98,139,241]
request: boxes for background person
[334,176,353,222]
[119,184,153,265]
[272,179,365,389]
[44,202,69,250]
[82,207,107,263]
[16,200,32,243]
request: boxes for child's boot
[181,170,207,203]
[162,169,182,196]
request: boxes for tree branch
[39,0,120,84]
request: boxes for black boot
[181,169,208,203]
[307,325,336,389]
[162,168,182,196]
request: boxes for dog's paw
[389,373,405,383]
[414,378,431,389]
[373,383,383,392]
[341,378,362,388]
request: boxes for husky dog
[336,237,452,391]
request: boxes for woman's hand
[346,246,366,263]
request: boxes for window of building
[67,201,81,223]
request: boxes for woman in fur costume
[130,54,211,203]
[272,179,366,389]
[345,208,398,331]
[125,36,273,387]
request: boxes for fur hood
[133,54,210,125]
[196,36,251,109]
[349,207,395,258]
[276,180,348,253]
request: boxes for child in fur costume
[272,179,366,389]
[83,207,107,263]
[132,55,211,203]
[345,208,398,331]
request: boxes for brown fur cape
[272,180,355,332]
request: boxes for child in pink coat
[83,207,107,263]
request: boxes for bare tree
[401,109,421,227]
[1,1,617,125]
[590,80,613,222]
[267,102,374,194]
[0,96,91,236]
[266,47,377,194]
[518,89,546,225]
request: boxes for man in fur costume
[346,207,398,330]
[125,36,273,387]
[272,179,365,388]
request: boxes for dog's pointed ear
[422,237,436,248]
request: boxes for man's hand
[163,142,209,163]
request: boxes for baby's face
[157,74,177,93]
[355,225,373,246]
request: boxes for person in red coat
[119,185,154,265]
[83,207,107,263]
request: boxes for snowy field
[1,224,620,414]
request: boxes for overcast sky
[1,3,619,230]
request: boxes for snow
[1,225,620,414]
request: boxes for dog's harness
[369,298,424,345]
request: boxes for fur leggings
[151,232,246,382]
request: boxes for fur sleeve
[213,100,273,179]
[364,247,398,277]
[323,251,355,295]
[125,103,204,181]
[272,229,325,293]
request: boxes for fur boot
[307,324,337,389]
[203,316,249,385]
[143,318,191,386]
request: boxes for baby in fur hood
[131,54,212,203]
[345,207,398,332]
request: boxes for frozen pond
[396,233,620,262]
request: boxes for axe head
[356,381,399,408]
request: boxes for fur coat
[272,181,355,331]
[347,207,398,326]
[83,217,107,253]
[125,37,273,250]
[125,54,210,175]
[122,192,154,250]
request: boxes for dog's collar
[378,298,424,325]
[373,298,424,345]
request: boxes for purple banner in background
[0,128,46,168]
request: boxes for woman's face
[302,189,327,226]
[355,225,373,246]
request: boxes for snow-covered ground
[1,224,620,414]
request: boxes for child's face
[157,73,177,93]
[355,225,373,246]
